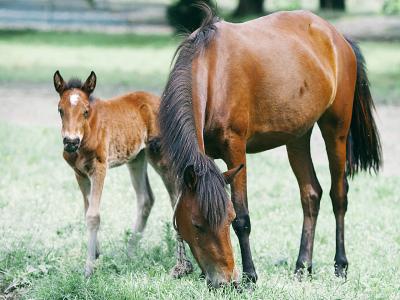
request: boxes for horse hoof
[294,263,312,281]
[84,265,94,278]
[170,259,194,279]
[242,271,258,284]
[334,263,348,279]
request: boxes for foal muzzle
[63,137,81,153]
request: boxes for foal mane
[159,5,228,230]
[64,78,96,102]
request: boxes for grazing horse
[159,8,381,287]
[53,71,193,277]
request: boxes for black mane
[65,78,83,90]
[159,5,227,229]
[65,77,96,102]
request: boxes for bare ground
[0,84,398,177]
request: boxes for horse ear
[223,164,244,185]
[183,165,197,191]
[82,71,96,95]
[53,70,66,95]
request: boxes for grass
[0,120,399,299]
[0,30,399,103]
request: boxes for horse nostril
[64,137,80,145]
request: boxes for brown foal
[53,71,193,277]
[159,8,381,287]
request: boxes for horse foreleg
[287,128,322,278]
[225,139,257,284]
[85,164,106,277]
[75,172,90,219]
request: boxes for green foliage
[383,0,400,14]
[166,0,216,33]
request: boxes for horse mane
[65,77,96,102]
[159,5,228,230]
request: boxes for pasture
[0,30,400,299]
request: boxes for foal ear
[53,70,66,95]
[82,71,96,95]
[183,165,197,191]
[223,164,244,185]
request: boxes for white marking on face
[69,94,80,106]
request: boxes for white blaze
[69,94,80,106]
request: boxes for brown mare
[53,71,193,277]
[159,8,381,287]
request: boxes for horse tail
[345,37,382,176]
[159,5,228,229]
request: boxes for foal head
[53,71,96,153]
[174,164,243,288]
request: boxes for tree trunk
[233,0,264,17]
[320,0,345,10]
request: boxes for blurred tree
[383,0,400,14]
[233,0,265,17]
[320,0,346,10]
[167,0,216,33]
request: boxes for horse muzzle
[63,137,81,153]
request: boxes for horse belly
[246,131,296,153]
[107,133,146,168]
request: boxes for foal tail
[345,37,382,177]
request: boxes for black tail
[159,6,228,229]
[345,37,382,176]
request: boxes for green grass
[0,30,399,102]
[0,121,399,299]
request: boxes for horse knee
[301,185,322,218]
[86,213,100,231]
[232,214,251,236]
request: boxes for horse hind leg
[127,150,155,251]
[318,107,352,278]
[286,128,322,278]
[145,142,193,278]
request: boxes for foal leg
[146,147,193,278]
[287,129,322,277]
[75,172,90,217]
[224,138,257,283]
[85,164,106,277]
[76,173,100,259]
[319,117,350,278]
[127,150,155,249]
[164,180,193,278]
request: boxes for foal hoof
[84,265,95,278]
[170,259,194,279]
[334,263,348,279]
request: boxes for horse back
[92,92,160,168]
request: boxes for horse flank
[159,6,229,229]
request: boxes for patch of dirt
[0,84,398,177]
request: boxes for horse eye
[193,223,205,232]
[83,110,89,118]
[58,108,64,117]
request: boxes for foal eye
[83,110,89,118]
